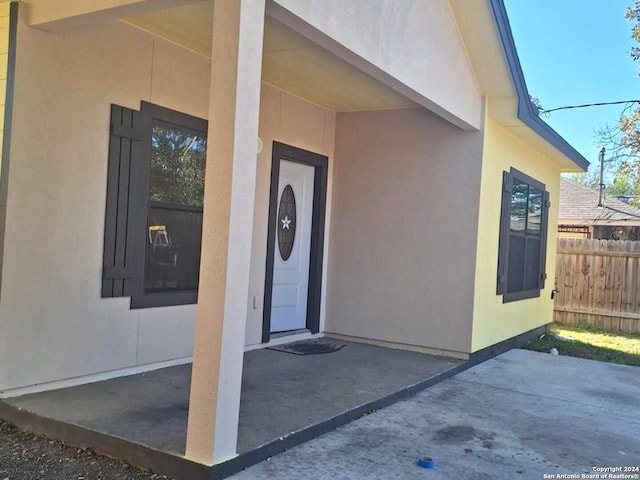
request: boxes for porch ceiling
[121,1,417,112]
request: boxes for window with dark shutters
[496,168,550,303]
[102,102,207,309]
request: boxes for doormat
[267,341,346,356]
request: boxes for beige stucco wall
[0,14,210,393]
[270,0,481,131]
[471,116,561,352]
[245,83,335,347]
[326,108,484,355]
[0,7,337,391]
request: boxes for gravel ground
[0,419,174,480]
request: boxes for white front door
[270,160,315,333]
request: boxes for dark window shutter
[496,170,511,295]
[539,190,550,290]
[102,104,143,297]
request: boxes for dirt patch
[0,419,173,480]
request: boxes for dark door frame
[262,141,328,343]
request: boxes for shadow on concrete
[0,338,464,479]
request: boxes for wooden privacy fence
[554,238,640,333]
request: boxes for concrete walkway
[231,349,640,479]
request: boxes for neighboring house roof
[559,178,640,222]
[489,0,590,172]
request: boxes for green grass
[524,323,640,367]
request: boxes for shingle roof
[559,178,640,221]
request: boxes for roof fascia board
[488,0,590,171]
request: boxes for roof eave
[488,0,590,172]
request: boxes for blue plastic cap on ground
[417,457,434,469]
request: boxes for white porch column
[185,0,265,465]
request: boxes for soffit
[122,2,417,112]
[121,1,213,56]
[449,0,514,99]
[450,0,587,171]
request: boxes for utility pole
[598,147,605,207]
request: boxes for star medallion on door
[281,215,292,230]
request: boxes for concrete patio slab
[2,338,462,458]
[231,349,640,479]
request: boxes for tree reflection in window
[510,179,528,232]
[145,120,206,293]
[527,188,542,235]
[149,121,206,207]
[510,180,543,235]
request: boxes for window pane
[149,120,206,207]
[527,187,542,236]
[525,238,541,290]
[507,235,525,293]
[510,180,528,232]
[145,206,203,293]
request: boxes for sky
[504,0,639,174]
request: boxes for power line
[539,99,640,115]
[602,204,640,220]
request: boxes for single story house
[559,178,640,240]
[0,0,588,474]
